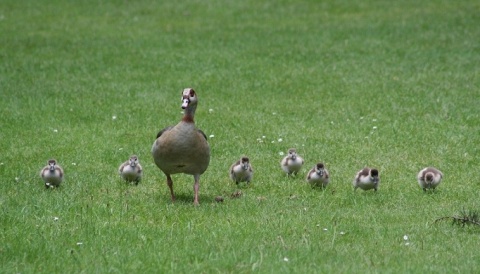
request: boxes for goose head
[181,88,198,110]
[288,148,297,160]
[48,159,57,172]
[129,155,139,168]
[370,169,379,183]
[315,163,325,176]
[240,157,250,170]
[425,172,434,187]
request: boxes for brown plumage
[40,159,64,188]
[151,88,210,205]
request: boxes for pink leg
[193,174,200,205]
[166,174,175,202]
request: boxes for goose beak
[182,99,189,109]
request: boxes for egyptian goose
[151,88,210,205]
[118,155,143,184]
[353,167,380,191]
[229,156,253,184]
[40,159,64,188]
[280,148,304,175]
[306,162,330,188]
[417,167,443,191]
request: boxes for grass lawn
[1,0,479,273]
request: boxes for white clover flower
[209,134,214,138]
[53,217,59,221]
[112,115,117,120]
[53,129,58,133]
[278,138,283,142]
[403,235,409,241]
[279,152,284,156]
[72,163,77,166]
[372,126,378,130]
[76,242,83,246]
[323,228,328,231]
[208,108,214,113]
[340,231,346,235]
[283,257,289,262]
[372,119,377,122]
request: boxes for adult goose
[152,88,210,205]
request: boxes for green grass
[1,0,480,273]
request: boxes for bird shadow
[161,193,212,205]
[232,182,253,189]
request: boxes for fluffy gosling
[353,167,380,191]
[417,167,443,191]
[306,162,330,188]
[280,148,304,176]
[119,155,143,184]
[40,159,64,188]
[229,156,253,184]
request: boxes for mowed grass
[1,0,480,273]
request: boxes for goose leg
[166,174,175,202]
[193,174,200,205]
